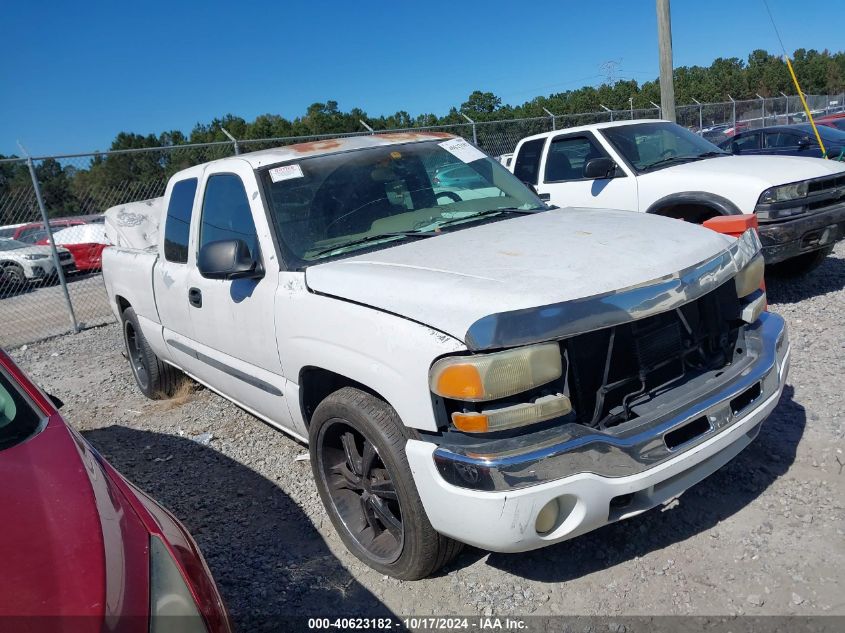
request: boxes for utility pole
[656,0,676,122]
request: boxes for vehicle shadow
[766,251,845,304]
[82,425,405,632]
[483,385,805,582]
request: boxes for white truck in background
[509,119,845,274]
[103,132,789,579]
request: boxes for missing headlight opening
[563,279,743,431]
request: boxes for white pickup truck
[103,132,789,580]
[510,119,845,274]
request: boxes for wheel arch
[298,366,388,429]
[646,191,742,223]
[115,294,131,316]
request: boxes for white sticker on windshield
[438,138,486,163]
[269,164,304,183]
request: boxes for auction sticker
[439,138,486,163]
[269,164,304,182]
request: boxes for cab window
[512,138,545,185]
[544,135,606,182]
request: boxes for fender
[646,191,742,217]
[276,283,466,433]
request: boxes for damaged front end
[427,230,788,492]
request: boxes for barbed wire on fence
[1,93,843,348]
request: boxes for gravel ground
[9,243,845,630]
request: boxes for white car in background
[0,238,75,288]
[509,119,845,274]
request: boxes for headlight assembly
[430,343,562,402]
[23,254,49,260]
[149,536,208,633]
[758,181,808,204]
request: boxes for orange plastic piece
[702,214,758,238]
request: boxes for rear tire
[310,387,463,580]
[768,246,833,277]
[121,306,185,399]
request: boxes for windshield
[0,239,28,251]
[0,369,43,451]
[601,121,727,172]
[797,124,845,143]
[260,139,546,265]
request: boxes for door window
[199,174,259,258]
[512,138,546,185]
[163,178,198,263]
[544,135,606,182]
[731,133,761,152]
[765,132,799,148]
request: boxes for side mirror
[797,136,811,149]
[47,393,64,410]
[583,157,617,179]
[197,239,263,280]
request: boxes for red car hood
[0,415,148,631]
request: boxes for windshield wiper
[309,231,435,258]
[644,151,729,171]
[424,207,543,231]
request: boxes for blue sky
[0,0,839,156]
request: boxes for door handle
[188,287,202,308]
[538,192,551,201]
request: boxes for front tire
[768,246,833,277]
[121,306,185,399]
[2,264,26,292]
[310,387,463,580]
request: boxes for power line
[762,0,788,57]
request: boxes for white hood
[305,208,734,343]
[660,154,845,185]
[637,154,845,213]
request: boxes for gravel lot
[9,243,845,630]
[0,272,113,348]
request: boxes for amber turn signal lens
[451,412,491,433]
[434,364,485,401]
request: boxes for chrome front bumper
[432,312,789,492]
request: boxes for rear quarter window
[163,178,198,263]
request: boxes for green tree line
[1,48,843,224]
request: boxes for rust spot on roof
[288,139,343,153]
[375,131,454,141]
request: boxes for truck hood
[305,208,734,345]
[658,154,845,186]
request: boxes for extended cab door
[154,166,203,368]
[182,161,293,428]
[535,132,637,211]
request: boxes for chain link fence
[2,94,843,348]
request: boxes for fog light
[535,498,560,535]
